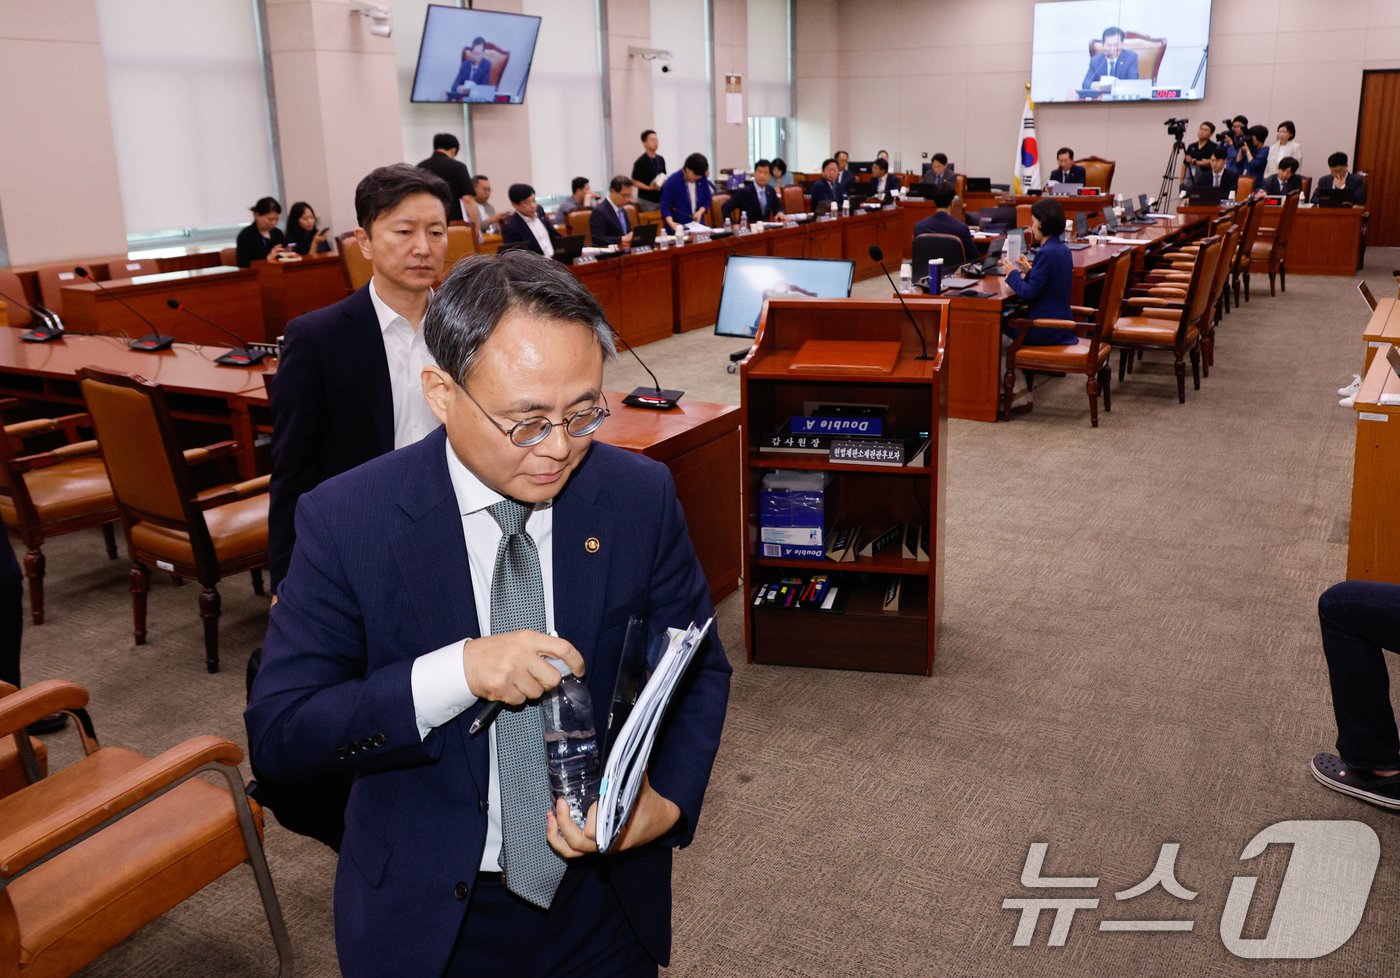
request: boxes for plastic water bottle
[541,658,600,829]
[739,212,749,233]
[724,216,732,232]
[899,262,912,293]
[841,198,850,217]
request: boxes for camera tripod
[1156,134,1187,214]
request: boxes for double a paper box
[759,470,832,560]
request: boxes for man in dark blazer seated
[921,153,957,189]
[500,183,564,257]
[246,250,732,978]
[590,175,636,247]
[1312,151,1367,205]
[1049,148,1087,187]
[869,157,899,196]
[1202,145,1239,195]
[912,185,977,262]
[724,159,783,225]
[1082,26,1139,93]
[1260,156,1302,197]
[809,158,846,211]
[834,149,855,192]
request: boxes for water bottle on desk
[541,658,600,829]
[739,212,749,233]
[899,262,912,293]
[841,198,850,217]
[724,216,732,233]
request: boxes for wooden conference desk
[1363,298,1400,372]
[1348,349,1400,585]
[255,255,350,337]
[1181,202,1363,275]
[60,267,269,346]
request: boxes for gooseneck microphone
[0,286,63,342]
[612,331,684,410]
[165,299,265,366]
[868,245,932,361]
[73,266,174,351]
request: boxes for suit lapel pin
[584,536,601,554]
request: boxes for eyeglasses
[461,386,610,447]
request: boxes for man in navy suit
[1082,26,1139,92]
[834,150,855,192]
[724,159,784,225]
[869,158,899,196]
[500,183,564,257]
[1312,151,1368,205]
[921,154,957,189]
[1049,148,1087,187]
[246,250,732,978]
[912,185,977,262]
[269,163,453,591]
[590,175,636,247]
[809,158,846,211]
[1203,146,1239,195]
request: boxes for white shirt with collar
[520,212,555,257]
[409,438,556,873]
[686,178,697,216]
[368,278,441,450]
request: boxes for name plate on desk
[1359,412,1389,422]
[788,339,900,375]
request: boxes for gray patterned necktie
[487,498,565,909]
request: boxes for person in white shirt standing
[500,183,563,258]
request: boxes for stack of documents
[596,617,714,852]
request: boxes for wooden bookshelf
[740,298,948,675]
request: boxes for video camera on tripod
[1164,117,1188,140]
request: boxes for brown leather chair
[1300,175,1313,200]
[1004,251,1130,427]
[1236,175,1255,198]
[710,194,731,226]
[482,43,510,87]
[33,266,84,322]
[955,173,967,198]
[1015,204,1032,228]
[102,259,156,280]
[0,272,35,331]
[1076,156,1116,193]
[782,185,806,215]
[219,246,238,267]
[78,369,270,673]
[0,684,46,799]
[949,195,967,224]
[1249,189,1300,296]
[1131,221,1241,376]
[339,232,372,290]
[0,406,119,624]
[623,203,641,230]
[1088,32,1167,84]
[1109,235,1223,403]
[567,208,593,245]
[0,679,292,976]
[444,224,477,275]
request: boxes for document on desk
[596,616,714,853]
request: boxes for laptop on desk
[629,223,658,247]
[963,236,1005,277]
[1185,185,1228,206]
[849,181,876,197]
[1316,188,1355,208]
[1359,281,1377,312]
[965,177,992,194]
[553,234,586,264]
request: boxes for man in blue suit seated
[809,158,846,212]
[1048,148,1087,187]
[912,185,976,263]
[246,250,733,978]
[723,159,784,225]
[659,152,714,234]
[449,36,492,98]
[998,198,1076,409]
[1082,26,1139,93]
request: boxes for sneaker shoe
[1338,375,1362,397]
[1340,392,1358,408]
[1010,388,1033,411]
[1311,752,1400,810]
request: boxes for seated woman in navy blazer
[999,198,1076,406]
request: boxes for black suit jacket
[500,212,563,254]
[1205,169,1239,195]
[725,183,781,224]
[590,200,632,246]
[1262,174,1301,196]
[921,163,957,188]
[1050,165,1088,186]
[809,179,845,209]
[269,285,394,590]
[1312,172,1367,205]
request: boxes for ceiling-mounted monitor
[410,5,542,105]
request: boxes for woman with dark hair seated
[998,197,1076,408]
[235,197,287,268]
[285,201,332,256]
[771,157,793,188]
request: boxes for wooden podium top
[1364,297,1400,347]
[1356,344,1400,415]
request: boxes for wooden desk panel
[764,224,809,258]
[805,220,844,260]
[1363,297,1400,372]
[62,267,268,345]
[572,250,674,347]
[1348,353,1400,584]
[1265,205,1363,276]
[673,235,766,333]
[257,256,350,335]
[842,213,882,280]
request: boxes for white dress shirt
[521,213,555,257]
[409,439,555,872]
[367,278,441,450]
[686,179,697,217]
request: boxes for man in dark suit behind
[500,183,564,256]
[590,175,636,247]
[869,158,899,196]
[809,158,846,211]
[1050,148,1087,186]
[246,250,732,978]
[1312,151,1367,205]
[269,163,453,592]
[912,185,977,262]
[724,159,783,225]
[1260,156,1302,197]
[1082,26,1139,92]
[1203,145,1239,195]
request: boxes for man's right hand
[621,231,634,247]
[462,630,584,705]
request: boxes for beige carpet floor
[17,248,1400,977]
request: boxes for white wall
[800,0,1400,195]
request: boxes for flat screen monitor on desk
[1185,185,1227,205]
[964,177,992,194]
[714,256,855,339]
[1315,189,1356,208]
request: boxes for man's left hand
[546,773,681,858]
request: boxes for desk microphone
[613,331,683,410]
[165,299,265,366]
[73,267,174,351]
[0,286,63,342]
[868,246,932,361]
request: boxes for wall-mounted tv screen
[410,5,542,104]
[714,256,855,339]
[1030,0,1211,104]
